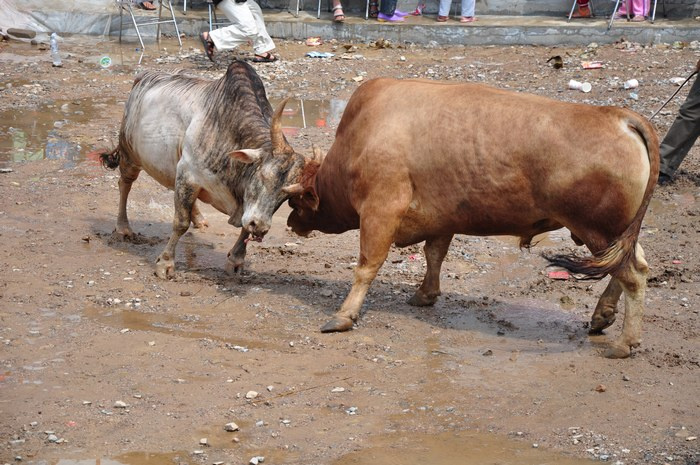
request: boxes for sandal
[332,5,345,22]
[251,52,279,63]
[631,14,645,21]
[436,15,448,22]
[199,32,215,62]
[460,16,476,22]
[369,1,379,18]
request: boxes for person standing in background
[199,0,278,63]
[658,59,700,185]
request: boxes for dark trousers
[379,0,396,16]
[659,74,700,177]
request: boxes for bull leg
[604,243,648,359]
[155,175,199,279]
[115,163,141,238]
[408,234,454,306]
[225,229,249,274]
[191,201,209,229]
[589,277,623,333]
[321,189,411,332]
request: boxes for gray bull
[101,60,313,278]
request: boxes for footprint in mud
[105,231,163,246]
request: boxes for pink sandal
[460,16,476,22]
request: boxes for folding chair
[207,0,232,30]
[566,0,595,22]
[115,0,182,49]
[608,0,665,30]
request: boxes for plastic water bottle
[50,33,62,67]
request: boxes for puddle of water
[0,98,117,169]
[0,95,343,169]
[270,97,347,135]
[333,430,597,465]
[83,306,271,350]
[54,451,181,465]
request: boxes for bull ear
[229,148,263,164]
[271,98,294,155]
[300,187,320,212]
[282,183,304,196]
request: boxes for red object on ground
[547,270,570,280]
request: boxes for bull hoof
[604,343,631,359]
[407,292,438,307]
[225,259,244,274]
[590,313,616,334]
[192,218,209,229]
[320,316,354,333]
[154,259,175,279]
[112,228,135,241]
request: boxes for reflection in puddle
[0,98,116,168]
[270,97,347,136]
[334,431,597,465]
[0,96,344,170]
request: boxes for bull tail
[99,146,121,170]
[545,114,660,279]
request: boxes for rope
[649,70,698,121]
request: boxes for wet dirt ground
[0,34,699,465]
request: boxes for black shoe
[658,173,673,186]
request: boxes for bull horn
[271,98,293,155]
[282,183,304,196]
[312,145,324,163]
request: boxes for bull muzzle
[242,217,270,241]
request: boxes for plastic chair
[115,0,182,49]
[608,0,665,29]
[566,0,595,22]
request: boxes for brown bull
[285,78,659,359]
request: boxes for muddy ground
[0,34,698,465]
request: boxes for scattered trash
[0,168,13,173]
[547,55,563,69]
[581,61,603,69]
[623,78,639,89]
[305,51,334,58]
[99,56,112,68]
[672,259,682,264]
[352,76,364,82]
[547,270,570,280]
[305,37,322,46]
[50,32,62,67]
[629,92,639,100]
[669,77,686,86]
[568,80,592,93]
[245,390,259,399]
[249,457,265,465]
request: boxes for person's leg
[460,0,475,19]
[572,0,591,17]
[436,0,450,19]
[208,0,258,52]
[378,0,401,20]
[630,0,649,18]
[659,76,700,179]
[247,0,276,57]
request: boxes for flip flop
[199,32,215,62]
[332,5,345,22]
[251,52,278,63]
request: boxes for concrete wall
[185,0,697,18]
